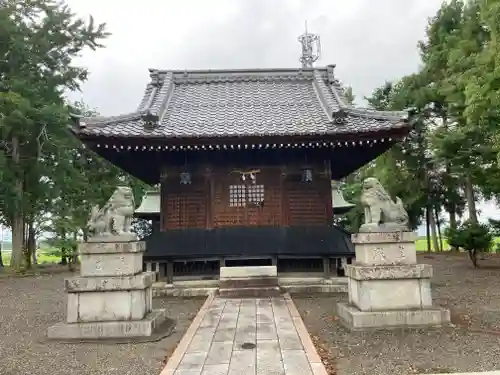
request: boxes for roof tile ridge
[71,112,144,128]
[347,107,409,121]
[142,71,175,127]
[326,65,351,111]
[136,84,157,111]
[322,65,410,122]
[312,70,337,121]
[172,69,315,84]
[137,69,162,112]
[313,69,349,124]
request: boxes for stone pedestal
[47,239,167,340]
[337,232,450,330]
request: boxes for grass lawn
[1,250,60,266]
[416,236,500,252]
[416,237,450,251]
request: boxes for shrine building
[69,34,411,282]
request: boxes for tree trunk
[82,227,89,242]
[60,227,67,265]
[0,244,4,267]
[429,206,439,252]
[468,249,479,268]
[27,222,37,266]
[464,174,478,224]
[71,232,79,265]
[449,206,458,251]
[60,251,68,265]
[434,206,443,252]
[426,206,432,253]
[23,221,32,269]
[444,162,459,251]
[10,135,25,270]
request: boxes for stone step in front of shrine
[218,266,281,298]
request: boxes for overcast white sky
[61,0,499,229]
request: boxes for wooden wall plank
[160,162,332,230]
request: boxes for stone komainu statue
[87,186,135,238]
[359,177,409,232]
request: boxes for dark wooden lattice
[213,167,282,228]
[286,181,329,226]
[164,190,206,230]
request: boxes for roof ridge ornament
[332,109,348,124]
[326,65,336,84]
[298,21,321,68]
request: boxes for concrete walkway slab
[160,293,327,375]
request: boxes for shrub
[445,220,493,267]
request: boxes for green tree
[423,0,500,226]
[0,0,109,270]
[44,101,148,264]
[365,77,429,231]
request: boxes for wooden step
[219,286,281,298]
[219,277,278,289]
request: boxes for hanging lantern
[249,173,256,184]
[180,171,192,185]
[302,168,313,183]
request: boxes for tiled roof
[72,66,410,140]
[135,189,160,215]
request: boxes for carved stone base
[79,241,145,277]
[351,232,417,266]
[359,223,408,233]
[87,233,138,243]
[47,309,167,339]
[64,272,156,323]
[337,303,450,331]
[339,231,450,331]
[48,239,166,341]
[346,264,433,311]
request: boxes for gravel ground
[0,270,205,375]
[293,253,500,375]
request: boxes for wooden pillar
[323,160,333,224]
[166,261,174,284]
[158,262,166,280]
[160,169,168,231]
[280,166,289,226]
[331,258,339,277]
[204,166,214,229]
[323,257,331,278]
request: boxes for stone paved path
[160,294,327,375]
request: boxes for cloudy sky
[66,0,443,114]
[62,0,499,226]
